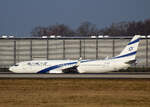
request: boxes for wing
[62,57,82,74]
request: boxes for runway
[0,72,150,78]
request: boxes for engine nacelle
[62,66,79,74]
[48,70,63,73]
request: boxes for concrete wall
[0,38,149,68]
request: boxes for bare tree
[77,21,98,36]
[31,26,49,37]
[99,22,129,36]
[143,19,150,35]
[31,18,150,37]
[48,24,74,36]
[31,24,74,37]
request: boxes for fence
[0,37,149,68]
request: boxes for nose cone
[9,66,18,73]
[9,66,14,72]
[9,66,12,71]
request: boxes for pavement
[0,72,150,79]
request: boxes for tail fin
[114,35,141,62]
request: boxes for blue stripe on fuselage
[128,39,140,45]
[37,61,77,73]
[81,60,95,63]
[112,51,136,59]
[37,51,137,73]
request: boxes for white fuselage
[9,59,130,73]
[78,60,129,73]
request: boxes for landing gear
[62,66,79,74]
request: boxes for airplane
[9,35,141,73]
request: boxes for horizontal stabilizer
[125,60,136,64]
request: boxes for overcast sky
[0,0,150,37]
